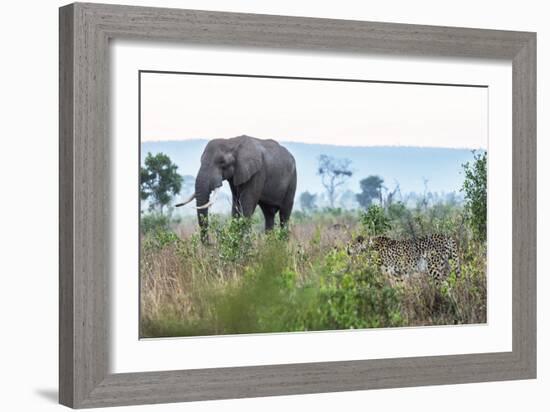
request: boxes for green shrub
[317,249,403,329]
[462,151,487,242]
[141,213,170,234]
[384,200,465,240]
[359,205,391,236]
[211,215,256,263]
[386,201,408,221]
[200,237,319,334]
[141,228,181,252]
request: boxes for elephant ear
[233,137,263,186]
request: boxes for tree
[461,151,487,242]
[356,175,384,209]
[385,182,401,208]
[140,152,183,214]
[299,191,317,212]
[317,155,352,208]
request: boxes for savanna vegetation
[139,151,487,338]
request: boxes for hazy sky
[141,72,487,149]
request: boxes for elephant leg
[279,208,291,228]
[259,202,277,231]
[279,183,296,228]
[230,188,253,217]
[233,189,259,218]
[231,199,240,217]
[229,179,261,218]
[229,183,241,217]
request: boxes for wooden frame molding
[59,2,536,408]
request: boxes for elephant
[176,135,297,241]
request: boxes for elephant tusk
[175,192,196,207]
[194,188,219,210]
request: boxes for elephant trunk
[195,166,213,243]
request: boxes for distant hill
[141,139,477,213]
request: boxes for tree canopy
[356,175,384,209]
[140,152,183,214]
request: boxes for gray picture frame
[59,2,536,408]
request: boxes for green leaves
[359,205,391,236]
[211,216,256,263]
[318,248,403,329]
[140,152,183,213]
[461,151,487,242]
[140,213,170,235]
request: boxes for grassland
[140,203,486,338]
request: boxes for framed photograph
[59,3,536,408]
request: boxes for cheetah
[349,234,460,280]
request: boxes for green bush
[210,215,256,263]
[383,200,464,240]
[141,213,170,234]
[206,238,310,334]
[359,205,391,236]
[318,249,403,329]
[462,151,487,242]
[193,236,404,334]
[386,201,408,221]
[141,228,181,252]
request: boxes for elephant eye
[219,156,232,167]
